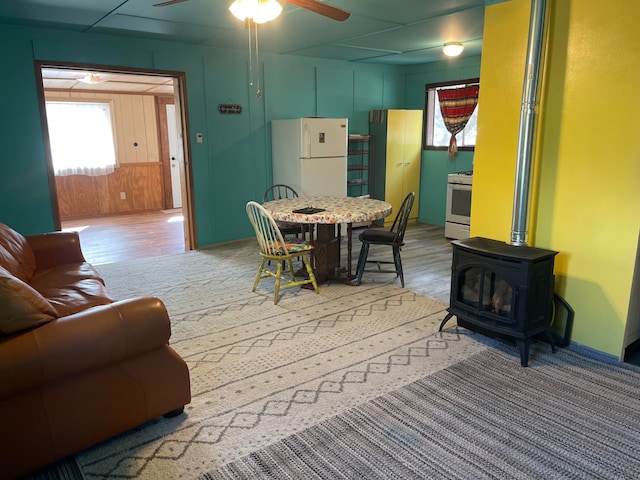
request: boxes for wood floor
[60,212,640,366]
[61,209,186,265]
[62,211,454,303]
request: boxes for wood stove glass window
[458,267,513,318]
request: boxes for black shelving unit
[347,135,374,198]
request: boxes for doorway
[35,62,196,260]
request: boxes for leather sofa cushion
[0,223,36,283]
[29,263,114,317]
[0,297,171,399]
[0,267,58,336]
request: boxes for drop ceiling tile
[289,43,400,63]
[92,13,226,43]
[357,39,484,65]
[340,6,484,53]
[0,0,123,29]
[337,0,485,24]
[115,0,238,30]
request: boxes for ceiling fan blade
[153,0,189,7]
[284,0,351,21]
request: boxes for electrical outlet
[120,192,126,200]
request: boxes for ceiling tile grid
[0,0,486,65]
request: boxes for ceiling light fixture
[229,0,283,24]
[229,0,282,99]
[443,42,464,57]
[78,73,105,84]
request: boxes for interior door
[385,110,406,225]
[165,104,183,208]
[403,109,423,221]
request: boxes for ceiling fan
[153,0,351,22]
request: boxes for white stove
[445,171,473,239]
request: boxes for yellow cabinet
[370,109,423,226]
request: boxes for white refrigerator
[271,117,348,197]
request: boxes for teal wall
[0,24,478,245]
[405,55,482,226]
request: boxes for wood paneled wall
[55,164,164,218]
[45,91,165,218]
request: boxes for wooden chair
[246,201,319,304]
[263,184,305,239]
[353,192,415,288]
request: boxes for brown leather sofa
[0,222,191,478]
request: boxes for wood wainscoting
[56,163,164,218]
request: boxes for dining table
[262,196,393,284]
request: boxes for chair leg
[286,258,297,281]
[393,246,405,288]
[354,243,370,286]
[303,255,319,293]
[253,258,268,292]
[274,261,283,304]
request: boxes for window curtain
[437,85,480,159]
[45,102,116,176]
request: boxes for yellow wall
[472,0,640,356]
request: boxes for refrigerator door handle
[302,122,311,159]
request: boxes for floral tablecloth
[263,196,392,224]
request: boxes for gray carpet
[23,458,84,480]
[203,343,640,480]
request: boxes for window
[45,101,117,176]
[424,78,479,151]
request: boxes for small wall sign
[218,104,243,114]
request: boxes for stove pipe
[510,0,547,246]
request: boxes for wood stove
[439,237,558,366]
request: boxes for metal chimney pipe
[510,0,547,246]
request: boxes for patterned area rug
[204,343,640,480]
[74,248,488,479]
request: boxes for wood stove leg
[544,329,557,354]
[438,312,454,332]
[516,339,529,367]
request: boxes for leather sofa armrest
[0,296,172,399]
[26,231,86,269]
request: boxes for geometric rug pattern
[77,248,488,479]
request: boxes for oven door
[446,182,472,225]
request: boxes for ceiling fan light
[78,74,105,84]
[229,0,252,21]
[229,0,282,23]
[443,42,464,57]
[253,0,282,23]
